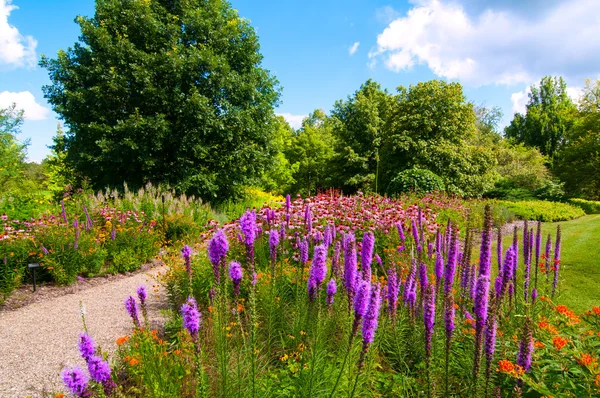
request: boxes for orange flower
[595,374,600,387]
[555,305,570,315]
[237,303,244,312]
[54,394,65,398]
[125,356,140,366]
[552,336,568,350]
[498,359,515,374]
[534,341,546,349]
[592,307,600,316]
[538,321,549,329]
[116,335,129,346]
[577,353,595,367]
[173,349,181,355]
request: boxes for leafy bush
[497,200,584,221]
[387,168,445,195]
[568,198,600,214]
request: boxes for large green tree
[381,80,496,197]
[504,76,577,158]
[330,79,395,193]
[0,104,28,192]
[40,0,280,200]
[555,79,600,199]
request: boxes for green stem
[348,371,361,398]
[329,335,354,398]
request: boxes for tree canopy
[41,0,280,201]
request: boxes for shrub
[387,168,445,196]
[496,200,584,222]
[568,198,600,214]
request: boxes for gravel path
[0,263,169,398]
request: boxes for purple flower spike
[125,296,140,328]
[545,234,552,274]
[419,262,429,291]
[181,245,192,276]
[62,366,89,398]
[299,237,309,266]
[326,278,337,306]
[332,241,342,279]
[308,244,328,301]
[285,194,291,213]
[344,233,358,303]
[304,204,312,234]
[229,261,243,297]
[78,333,95,361]
[180,296,201,340]
[269,229,280,265]
[552,226,562,297]
[387,267,399,318]
[87,355,111,383]
[516,319,534,372]
[240,210,257,246]
[423,283,436,358]
[208,229,229,282]
[361,231,375,282]
[362,283,382,344]
[137,285,147,306]
[375,253,382,268]
[444,229,458,296]
[61,199,68,224]
[396,222,405,242]
[478,204,493,277]
[354,280,371,319]
[411,218,422,253]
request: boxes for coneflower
[552,225,562,297]
[326,278,337,307]
[387,267,399,318]
[308,244,328,301]
[208,229,229,283]
[229,261,243,298]
[361,231,375,282]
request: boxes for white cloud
[370,0,600,86]
[349,42,360,56]
[375,6,401,24]
[0,0,37,67]
[0,91,49,120]
[276,112,307,130]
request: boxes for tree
[286,110,335,196]
[42,124,76,197]
[330,79,395,193]
[381,80,496,197]
[258,116,298,194]
[0,104,28,192]
[554,79,600,199]
[504,76,577,158]
[40,0,280,201]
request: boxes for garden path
[0,263,168,398]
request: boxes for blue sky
[1,0,599,162]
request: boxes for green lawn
[494,215,600,314]
[544,214,600,313]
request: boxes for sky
[1,0,599,163]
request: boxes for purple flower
[285,194,291,213]
[444,229,458,296]
[324,225,332,247]
[137,285,147,306]
[308,244,328,301]
[524,229,532,302]
[42,245,49,255]
[78,333,95,361]
[361,231,375,282]
[299,237,309,266]
[435,232,444,284]
[208,229,229,282]
[279,223,286,243]
[419,262,429,291]
[62,366,89,398]
[531,287,538,304]
[251,272,257,286]
[478,204,493,277]
[387,267,399,317]
[240,210,257,246]
[181,296,201,340]
[326,278,337,306]
[501,247,515,296]
[497,225,502,273]
[269,229,280,265]
[396,222,405,242]
[181,245,192,276]
[304,204,312,234]
[362,283,382,344]
[444,294,455,340]
[354,280,371,319]
[423,283,436,358]
[427,242,434,259]
[83,203,93,230]
[73,219,80,250]
[332,241,342,279]
[344,233,358,302]
[473,275,490,379]
[61,199,68,224]
[484,300,498,383]
[87,355,111,383]
[535,221,542,269]
[375,253,382,268]
[552,225,562,297]
[125,296,140,328]
[229,261,243,297]
[545,234,552,274]
[110,225,116,241]
[516,318,534,372]
[411,218,422,253]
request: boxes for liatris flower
[308,244,328,301]
[545,234,552,275]
[361,231,375,282]
[411,218,422,253]
[137,285,148,324]
[344,233,358,304]
[251,272,257,286]
[62,366,89,398]
[78,333,95,360]
[516,318,534,372]
[478,204,493,277]
[396,221,405,242]
[552,225,562,297]
[444,293,455,340]
[125,296,140,328]
[61,199,68,224]
[269,229,279,266]
[326,278,337,307]
[435,232,444,285]
[313,230,324,244]
[181,245,192,277]
[240,210,257,265]
[500,247,515,298]
[304,204,312,234]
[208,229,229,283]
[73,219,80,250]
[285,194,291,213]
[181,296,201,341]
[494,276,503,298]
[531,287,538,305]
[512,226,519,277]
[332,241,342,279]
[279,223,286,245]
[299,237,309,266]
[229,261,243,298]
[331,222,336,240]
[473,275,490,382]
[110,224,116,241]
[484,294,498,393]
[497,225,502,273]
[359,283,382,369]
[87,355,111,383]
[423,283,436,358]
[427,242,434,259]
[375,253,382,268]
[444,229,458,296]
[535,221,542,279]
[41,245,49,255]
[324,225,332,247]
[419,262,429,292]
[83,203,93,230]
[352,280,371,337]
[387,267,399,318]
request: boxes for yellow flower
[280,354,289,362]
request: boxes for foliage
[387,168,445,196]
[496,200,584,222]
[40,0,280,201]
[554,79,600,200]
[505,76,578,158]
[42,124,76,199]
[259,116,298,194]
[567,198,600,214]
[215,187,284,221]
[491,142,551,193]
[381,80,497,197]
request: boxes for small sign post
[28,263,40,292]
